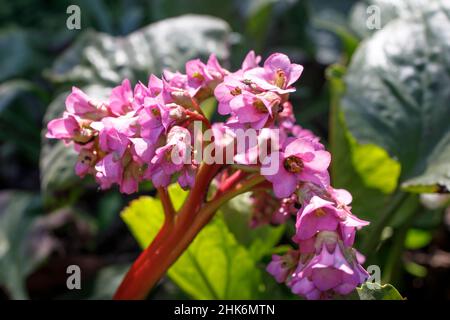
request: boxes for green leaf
[349,0,403,39]
[149,1,238,30]
[46,15,230,86]
[404,261,427,278]
[121,184,262,299]
[0,192,43,299]
[0,80,44,162]
[343,2,450,193]
[169,217,261,299]
[314,19,359,62]
[404,228,432,250]
[0,80,39,114]
[0,29,37,81]
[200,97,217,121]
[357,283,404,300]
[220,192,285,261]
[328,65,400,223]
[120,196,165,248]
[87,264,130,300]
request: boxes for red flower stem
[157,187,175,218]
[185,110,211,130]
[190,97,206,118]
[216,169,248,195]
[207,174,266,212]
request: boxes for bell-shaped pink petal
[46,116,79,139]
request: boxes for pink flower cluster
[46,55,228,193]
[265,182,370,299]
[46,51,369,299]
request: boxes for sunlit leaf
[343,2,450,193]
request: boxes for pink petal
[46,116,78,139]
[306,150,331,171]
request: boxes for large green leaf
[328,65,400,223]
[40,15,231,201]
[0,192,44,299]
[342,1,450,193]
[0,80,44,162]
[349,0,403,39]
[121,185,263,299]
[0,29,38,81]
[46,15,230,86]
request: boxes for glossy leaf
[0,29,37,81]
[328,65,400,222]
[343,2,450,193]
[47,15,230,86]
[0,192,43,299]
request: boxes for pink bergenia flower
[294,197,342,241]
[121,162,142,194]
[138,101,166,143]
[75,148,96,177]
[328,187,353,209]
[133,76,164,108]
[109,79,134,116]
[145,126,193,188]
[228,91,276,129]
[148,74,164,96]
[245,53,303,94]
[278,101,296,129]
[272,192,300,224]
[129,138,156,164]
[161,76,192,106]
[241,50,261,71]
[186,54,226,95]
[263,137,331,198]
[95,153,124,190]
[294,196,368,244]
[65,87,103,118]
[214,74,248,115]
[133,81,151,107]
[91,114,138,157]
[250,189,280,227]
[177,164,197,189]
[46,115,80,140]
[291,231,368,298]
[266,251,299,283]
[186,59,210,93]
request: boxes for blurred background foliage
[0,0,449,300]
